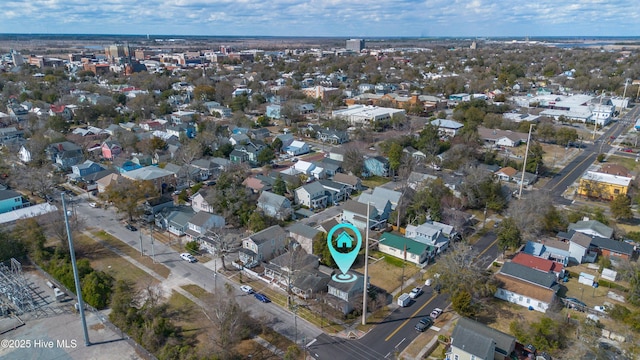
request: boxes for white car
[430,308,443,319]
[409,287,423,299]
[88,202,97,208]
[180,253,196,263]
[240,285,254,294]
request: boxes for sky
[1,0,639,38]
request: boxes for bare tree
[203,283,253,358]
[506,191,554,239]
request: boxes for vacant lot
[354,254,421,293]
[74,233,158,288]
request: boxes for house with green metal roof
[378,232,435,265]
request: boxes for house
[96,173,121,193]
[232,141,266,165]
[0,189,29,214]
[405,221,452,254]
[590,236,635,261]
[122,166,177,193]
[49,104,73,121]
[514,171,538,186]
[142,195,174,220]
[249,127,271,141]
[363,156,390,177]
[257,191,292,220]
[190,189,215,213]
[46,141,83,169]
[229,149,249,164]
[326,271,367,314]
[190,158,222,181]
[113,158,142,173]
[294,182,328,210]
[341,199,386,230]
[494,262,560,313]
[263,250,325,298]
[378,232,435,265]
[510,252,565,280]
[568,231,594,264]
[332,173,362,192]
[293,160,325,179]
[71,160,105,179]
[431,119,464,137]
[577,171,632,200]
[0,126,23,145]
[230,133,250,146]
[495,167,517,182]
[101,140,122,160]
[407,171,438,190]
[243,175,272,193]
[288,223,322,256]
[316,127,349,144]
[18,144,34,163]
[448,317,516,360]
[403,146,426,162]
[320,158,342,177]
[358,187,401,210]
[285,140,310,156]
[155,206,195,236]
[318,179,349,204]
[523,239,570,266]
[477,126,528,148]
[568,218,614,239]
[185,211,225,241]
[239,225,287,266]
[329,147,346,162]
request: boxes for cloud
[0,0,637,36]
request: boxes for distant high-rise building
[470,41,477,50]
[104,44,131,61]
[10,50,24,66]
[346,39,365,52]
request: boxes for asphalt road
[307,231,499,359]
[545,105,640,204]
[72,197,323,346]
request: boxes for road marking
[395,338,406,348]
[384,294,437,342]
[549,152,595,192]
[306,339,317,347]
[385,352,391,358]
[476,237,499,260]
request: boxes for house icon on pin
[336,231,354,249]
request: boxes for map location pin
[327,223,362,283]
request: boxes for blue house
[71,160,105,179]
[0,189,28,214]
[363,156,390,177]
[266,104,281,119]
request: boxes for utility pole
[61,193,90,346]
[361,202,370,326]
[150,224,155,263]
[518,124,534,199]
[139,231,144,256]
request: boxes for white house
[285,140,310,156]
[294,182,328,210]
[257,191,292,220]
[191,190,214,213]
[494,262,559,313]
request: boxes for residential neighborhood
[1,34,640,360]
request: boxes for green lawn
[93,230,171,278]
[361,176,391,189]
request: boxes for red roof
[50,104,66,113]
[511,252,564,274]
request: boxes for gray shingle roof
[452,317,515,358]
[590,236,634,256]
[499,262,557,289]
[568,220,614,239]
[288,223,321,239]
[249,225,287,245]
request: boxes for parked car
[240,285,254,294]
[425,278,433,286]
[254,293,271,303]
[180,253,197,263]
[565,297,587,310]
[623,148,634,153]
[430,308,443,319]
[415,317,433,332]
[409,287,423,299]
[88,202,97,208]
[125,224,137,231]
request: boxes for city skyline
[1,0,639,38]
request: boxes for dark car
[125,224,138,231]
[254,293,271,303]
[565,297,586,310]
[415,317,433,332]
